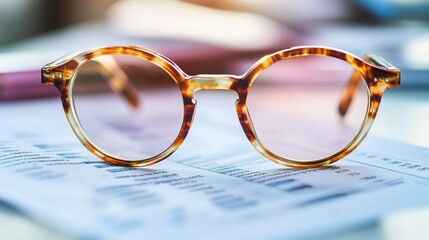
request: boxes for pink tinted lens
[246,55,369,161]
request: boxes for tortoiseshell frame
[41,46,400,168]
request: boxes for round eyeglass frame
[41,45,400,168]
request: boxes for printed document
[0,94,429,239]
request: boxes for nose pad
[188,90,243,141]
[175,90,260,156]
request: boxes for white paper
[1,94,429,240]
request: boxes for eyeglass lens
[72,54,184,161]
[247,55,369,161]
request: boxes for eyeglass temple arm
[338,54,400,117]
[93,56,140,109]
[42,55,140,109]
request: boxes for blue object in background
[358,0,429,21]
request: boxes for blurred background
[0,0,428,142]
[0,0,428,145]
[1,0,429,77]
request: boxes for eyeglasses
[41,46,400,168]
